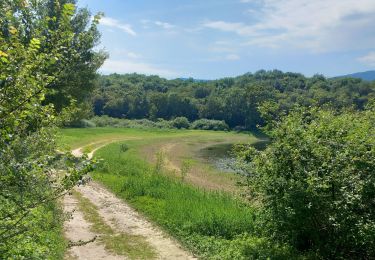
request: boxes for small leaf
[1,57,9,63]
[0,51,8,57]
[9,26,17,35]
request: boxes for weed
[154,150,165,173]
[180,158,193,181]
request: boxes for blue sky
[78,0,375,79]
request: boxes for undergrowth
[0,202,66,259]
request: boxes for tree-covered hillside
[93,70,375,129]
[335,70,375,81]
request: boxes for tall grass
[92,141,294,259]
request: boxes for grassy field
[58,127,255,193]
[59,128,292,259]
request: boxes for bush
[88,116,233,131]
[90,115,124,127]
[172,117,190,129]
[191,119,229,131]
[241,105,375,258]
[89,116,174,129]
[70,119,96,128]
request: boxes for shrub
[88,116,233,131]
[172,117,190,129]
[90,115,124,127]
[70,119,96,128]
[191,119,229,131]
[241,105,375,258]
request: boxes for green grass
[59,127,254,192]
[57,127,252,150]
[59,128,295,259]
[92,141,258,258]
[73,191,157,259]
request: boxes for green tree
[239,105,375,258]
[41,0,107,118]
[0,1,99,257]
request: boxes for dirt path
[64,195,124,260]
[64,141,195,260]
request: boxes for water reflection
[199,140,269,173]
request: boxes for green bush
[89,116,169,129]
[1,202,66,259]
[191,119,229,131]
[172,117,190,129]
[90,115,124,127]
[88,116,232,131]
[241,105,375,258]
[70,119,96,128]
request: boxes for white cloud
[208,41,239,53]
[204,21,256,36]
[101,59,177,78]
[127,52,140,59]
[100,17,136,36]
[141,19,175,30]
[111,49,141,59]
[225,54,240,60]
[204,0,375,52]
[358,51,375,66]
[154,21,175,29]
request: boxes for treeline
[92,71,375,129]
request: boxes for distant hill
[334,70,375,81]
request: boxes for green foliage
[1,202,67,259]
[0,0,101,257]
[180,159,193,181]
[84,116,230,131]
[89,116,173,129]
[92,71,375,129]
[172,116,190,129]
[71,118,97,128]
[185,233,296,260]
[40,0,107,116]
[154,150,166,173]
[191,119,229,131]
[240,104,375,258]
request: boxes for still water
[198,140,269,173]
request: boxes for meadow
[59,128,293,259]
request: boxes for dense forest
[92,71,375,129]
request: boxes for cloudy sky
[78,0,375,79]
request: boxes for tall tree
[41,0,107,116]
[0,1,101,257]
